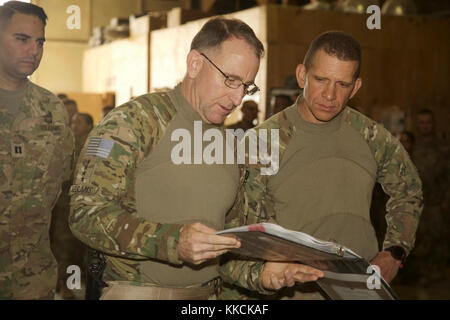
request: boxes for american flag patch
[86,138,115,159]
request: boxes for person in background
[272,94,293,115]
[400,130,415,156]
[227,100,259,130]
[71,112,94,154]
[50,112,93,299]
[101,105,114,119]
[64,99,78,127]
[406,109,449,289]
[57,93,68,102]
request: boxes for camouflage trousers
[220,282,325,300]
[50,185,88,298]
[397,205,449,285]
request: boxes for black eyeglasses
[200,53,259,96]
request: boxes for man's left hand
[370,251,402,283]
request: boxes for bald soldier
[0,1,74,299]
[69,17,322,300]
[221,31,423,299]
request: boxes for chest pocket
[12,118,64,196]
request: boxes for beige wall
[92,0,141,29]
[32,41,88,93]
[31,0,144,96]
[34,0,91,41]
[143,0,183,12]
[34,0,142,38]
[83,34,148,105]
[30,0,91,92]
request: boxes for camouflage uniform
[69,85,253,294]
[49,139,88,299]
[399,136,449,284]
[226,120,255,131]
[0,81,74,299]
[220,103,423,299]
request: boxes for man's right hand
[178,222,241,265]
[260,262,324,290]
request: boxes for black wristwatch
[385,246,406,263]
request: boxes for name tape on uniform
[86,137,115,159]
[69,185,99,195]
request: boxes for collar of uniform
[168,83,217,130]
[0,80,29,99]
[0,81,30,119]
[288,95,344,134]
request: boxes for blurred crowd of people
[398,109,449,287]
[371,108,449,297]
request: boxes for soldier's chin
[25,62,40,76]
[313,111,340,123]
[207,114,226,125]
[20,68,38,79]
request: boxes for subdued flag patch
[86,137,114,159]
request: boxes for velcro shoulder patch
[85,137,115,159]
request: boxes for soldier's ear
[296,64,306,89]
[186,50,204,79]
[349,77,362,99]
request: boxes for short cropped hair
[303,31,361,79]
[417,108,434,117]
[0,1,48,29]
[64,99,78,109]
[57,93,68,100]
[275,94,293,105]
[190,17,264,59]
[102,105,114,113]
[78,113,94,128]
[401,131,415,144]
[242,100,258,109]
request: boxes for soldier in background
[71,112,94,154]
[101,105,113,119]
[57,93,68,102]
[0,1,74,299]
[227,100,259,131]
[400,130,415,156]
[272,94,293,115]
[407,109,449,288]
[50,112,93,299]
[221,31,423,299]
[63,99,78,127]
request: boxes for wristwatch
[385,246,406,263]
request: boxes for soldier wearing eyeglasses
[69,17,321,300]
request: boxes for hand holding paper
[260,262,324,290]
[178,222,241,265]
